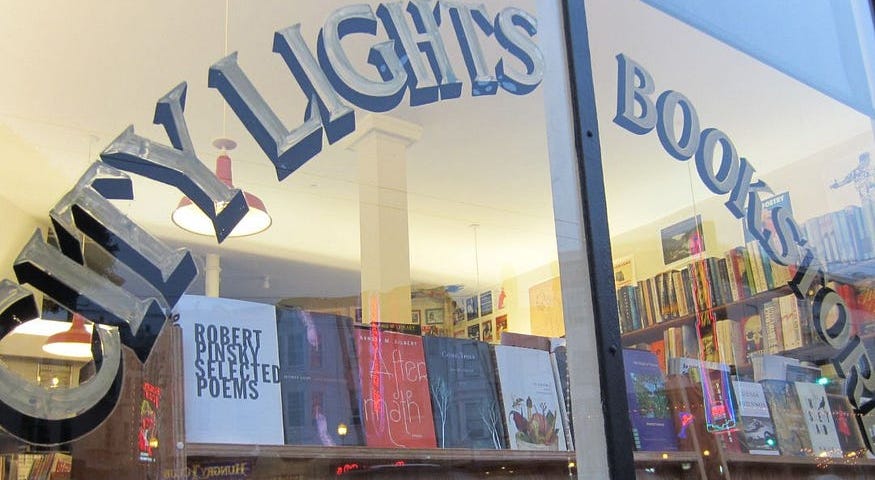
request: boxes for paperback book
[731,381,779,455]
[760,380,812,456]
[355,327,437,448]
[494,345,568,451]
[276,307,364,446]
[794,382,842,458]
[422,336,507,449]
[622,349,678,452]
[177,295,284,445]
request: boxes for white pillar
[205,253,221,298]
[346,115,422,324]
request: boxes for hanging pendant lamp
[171,138,272,237]
[41,314,93,359]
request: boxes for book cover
[276,307,364,446]
[731,381,779,455]
[778,293,804,351]
[176,295,284,445]
[741,314,764,364]
[760,380,812,456]
[494,345,568,451]
[827,394,868,457]
[622,349,678,452]
[422,336,507,449]
[761,300,784,354]
[551,339,574,449]
[355,327,437,448]
[794,382,842,458]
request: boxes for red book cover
[355,327,437,448]
[650,339,667,374]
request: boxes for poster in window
[479,291,493,316]
[465,296,479,320]
[426,308,444,325]
[660,215,705,265]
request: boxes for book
[752,354,800,382]
[550,338,574,449]
[355,327,437,448]
[760,380,812,456]
[794,382,842,458]
[731,381,779,455]
[276,307,364,446]
[741,314,764,364]
[761,300,784,354]
[778,293,804,350]
[494,344,568,451]
[176,295,284,445]
[422,336,507,449]
[622,348,678,451]
[827,394,868,457]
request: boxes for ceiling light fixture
[41,314,93,359]
[171,138,272,237]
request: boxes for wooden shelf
[724,451,875,468]
[185,443,577,464]
[633,451,701,464]
[622,286,792,345]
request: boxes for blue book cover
[422,336,507,449]
[276,307,364,446]
[623,349,679,451]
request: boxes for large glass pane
[587,0,875,477]
[0,1,599,479]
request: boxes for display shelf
[621,285,792,345]
[184,443,576,464]
[633,451,701,464]
[723,451,875,468]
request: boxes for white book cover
[494,345,568,451]
[778,294,803,350]
[751,354,799,382]
[731,381,779,455]
[176,295,284,445]
[794,382,842,458]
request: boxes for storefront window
[0,1,603,479]
[587,0,875,478]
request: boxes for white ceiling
[0,0,872,306]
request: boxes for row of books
[657,290,815,375]
[625,348,870,458]
[4,453,72,480]
[803,202,875,269]
[176,295,573,452]
[617,243,793,333]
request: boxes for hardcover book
[276,307,364,446]
[355,327,437,448]
[731,381,779,455]
[827,394,868,456]
[794,382,842,458]
[494,345,569,451]
[760,380,812,456]
[176,295,284,445]
[422,336,507,449]
[622,349,678,452]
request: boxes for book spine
[762,300,784,354]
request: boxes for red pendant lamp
[171,138,272,237]
[41,314,93,359]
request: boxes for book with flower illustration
[276,307,365,446]
[355,327,437,448]
[493,344,568,451]
[422,336,507,449]
[623,348,678,451]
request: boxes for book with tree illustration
[623,348,678,451]
[422,336,506,449]
[494,345,568,451]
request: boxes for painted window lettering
[614,53,875,453]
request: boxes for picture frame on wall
[481,319,494,342]
[467,323,481,340]
[660,214,705,265]
[612,255,635,288]
[495,315,508,340]
[425,308,445,325]
[465,296,478,320]
[412,310,421,324]
[479,291,493,316]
